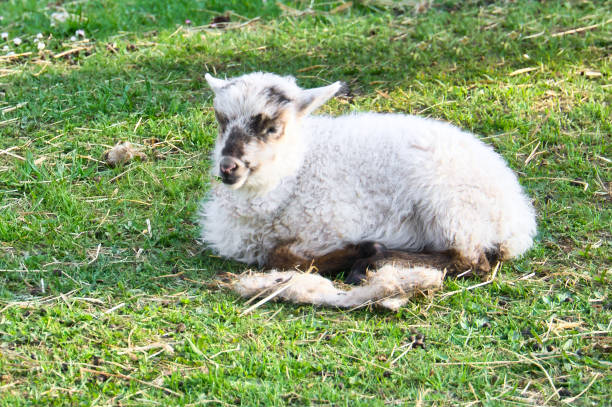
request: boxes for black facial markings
[248,113,264,135]
[215,111,229,133]
[219,110,285,161]
[264,86,291,107]
[221,126,249,158]
[248,113,283,141]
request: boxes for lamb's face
[211,84,297,190]
[206,72,343,192]
[214,111,287,188]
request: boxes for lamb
[199,72,537,305]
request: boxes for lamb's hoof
[345,257,371,285]
[485,248,501,267]
[344,269,367,285]
[345,242,386,285]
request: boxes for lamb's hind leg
[266,241,494,284]
[346,243,459,285]
[345,243,497,285]
[266,242,364,275]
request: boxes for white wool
[200,72,537,270]
[233,264,444,311]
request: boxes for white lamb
[199,72,536,297]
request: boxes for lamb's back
[287,113,448,253]
[287,113,533,255]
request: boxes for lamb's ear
[297,81,344,116]
[205,73,228,93]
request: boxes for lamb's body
[201,111,536,267]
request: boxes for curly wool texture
[200,72,537,311]
[200,73,536,267]
[233,264,444,311]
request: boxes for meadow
[0,0,610,405]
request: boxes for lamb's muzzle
[219,156,246,185]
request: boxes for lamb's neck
[231,166,301,219]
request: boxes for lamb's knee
[449,248,492,277]
[355,241,387,258]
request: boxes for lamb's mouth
[218,155,250,189]
[221,170,249,189]
[221,172,241,185]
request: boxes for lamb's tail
[232,264,444,312]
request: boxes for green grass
[1,0,610,405]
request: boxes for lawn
[0,0,610,405]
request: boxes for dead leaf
[103,141,146,167]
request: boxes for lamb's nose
[220,157,238,175]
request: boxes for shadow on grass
[3,0,531,41]
[8,5,609,131]
[1,1,609,300]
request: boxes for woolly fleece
[200,73,537,268]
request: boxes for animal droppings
[103,141,147,167]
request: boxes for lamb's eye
[266,126,278,135]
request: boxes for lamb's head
[206,72,343,192]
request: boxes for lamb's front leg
[266,243,364,275]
